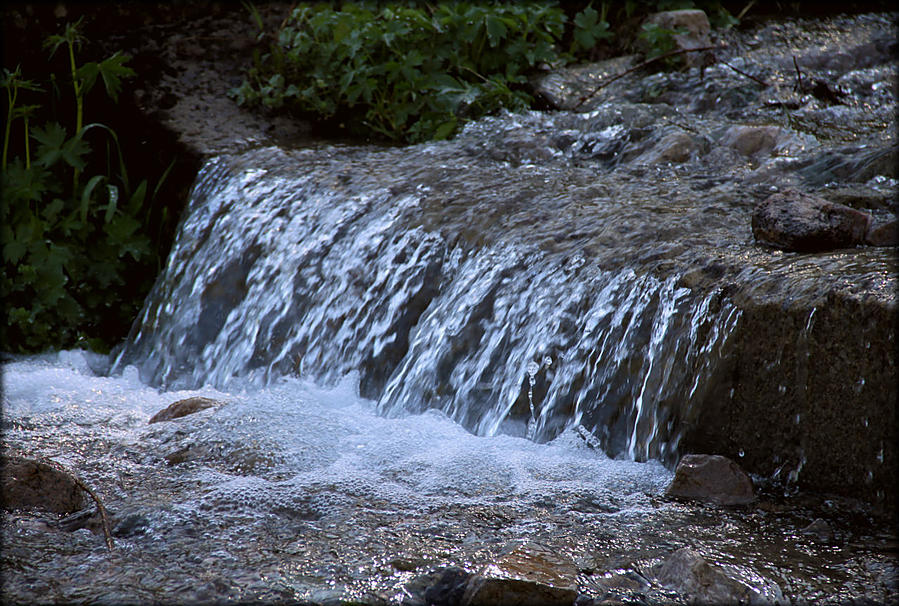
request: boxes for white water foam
[3,350,672,523]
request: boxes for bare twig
[573,45,723,110]
[722,61,768,87]
[71,475,115,551]
[44,458,115,551]
[792,55,803,91]
[736,0,758,21]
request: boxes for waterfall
[113,142,742,464]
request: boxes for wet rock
[652,547,775,605]
[801,518,835,542]
[666,454,755,506]
[149,396,221,423]
[751,189,871,252]
[643,10,712,67]
[57,507,107,534]
[1,455,85,514]
[636,131,700,164]
[586,570,651,603]
[532,55,638,111]
[463,542,579,606]
[421,567,472,606]
[865,215,898,246]
[112,512,151,538]
[462,575,578,606]
[721,125,782,158]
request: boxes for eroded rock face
[751,189,871,252]
[149,396,221,423]
[1,456,85,514]
[666,454,755,505]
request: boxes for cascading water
[112,141,742,465]
[6,12,898,605]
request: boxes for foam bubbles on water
[5,353,672,531]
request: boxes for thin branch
[792,55,803,92]
[722,61,768,87]
[573,45,723,110]
[72,475,115,551]
[44,458,115,551]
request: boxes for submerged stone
[666,454,755,506]
[751,189,871,251]
[1,455,85,514]
[149,396,221,424]
[652,547,779,604]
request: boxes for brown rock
[865,217,898,246]
[751,189,871,252]
[653,547,772,604]
[643,10,712,67]
[149,396,220,424]
[1,455,85,514]
[462,576,578,606]
[666,454,755,505]
[721,125,782,158]
[462,542,579,606]
[638,131,699,164]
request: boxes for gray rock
[643,10,713,67]
[800,518,835,542]
[149,396,221,424]
[653,547,777,605]
[865,216,898,246]
[532,55,638,111]
[721,125,782,158]
[666,454,755,505]
[751,189,871,252]
[636,131,700,164]
[1,455,85,514]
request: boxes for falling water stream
[3,11,897,606]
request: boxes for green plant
[231,2,576,143]
[570,4,613,56]
[1,19,169,354]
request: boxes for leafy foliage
[232,1,738,143]
[232,2,576,143]
[1,20,167,353]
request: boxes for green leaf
[96,52,136,102]
[75,61,101,96]
[32,122,67,167]
[2,160,51,204]
[32,122,91,170]
[80,174,106,223]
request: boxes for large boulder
[666,454,755,506]
[1,455,85,514]
[751,189,871,251]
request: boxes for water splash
[112,145,743,462]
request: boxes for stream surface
[3,10,898,606]
[2,351,897,605]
